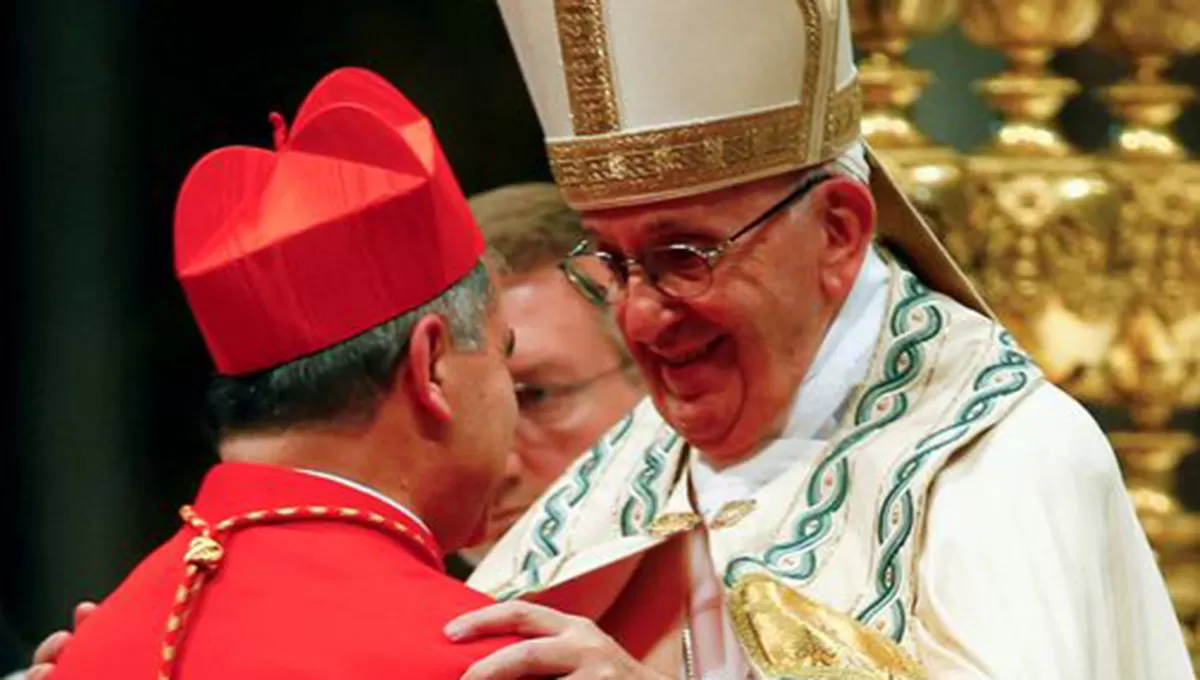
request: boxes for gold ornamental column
[1094,0,1200,664]
[957,0,1121,399]
[848,0,974,267]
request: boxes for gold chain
[681,611,698,680]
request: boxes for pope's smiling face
[581,172,875,467]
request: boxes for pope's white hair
[831,138,870,184]
[786,138,870,192]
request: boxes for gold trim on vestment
[555,0,620,135]
[710,499,759,530]
[727,573,927,679]
[648,511,703,538]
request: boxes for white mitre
[496,0,987,314]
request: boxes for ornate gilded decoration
[849,0,972,268]
[547,79,864,210]
[956,0,1121,398]
[959,0,1102,65]
[1088,0,1200,666]
[963,158,1119,391]
[648,511,704,538]
[798,0,825,158]
[823,79,865,158]
[710,499,759,530]
[553,0,620,135]
[1095,0,1200,429]
[1105,164,1200,426]
[548,102,813,208]
[728,573,926,679]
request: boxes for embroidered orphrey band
[554,0,620,135]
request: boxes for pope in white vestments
[468,0,1194,678]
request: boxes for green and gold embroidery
[854,330,1037,641]
[725,272,942,586]
[620,429,680,536]
[499,412,635,599]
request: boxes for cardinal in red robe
[52,67,523,679]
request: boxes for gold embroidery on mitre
[548,103,813,209]
[727,573,926,679]
[554,0,619,135]
[543,0,838,210]
[648,511,704,538]
[823,78,863,158]
[796,0,823,158]
[710,499,758,530]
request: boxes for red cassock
[52,463,517,679]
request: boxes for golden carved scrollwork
[1105,162,1200,426]
[849,0,971,269]
[963,160,1119,391]
[1092,2,1200,667]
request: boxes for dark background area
[4,0,1199,663]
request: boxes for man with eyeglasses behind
[448,183,645,577]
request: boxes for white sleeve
[912,384,1193,680]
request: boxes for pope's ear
[404,314,453,422]
[816,176,875,254]
[809,177,875,298]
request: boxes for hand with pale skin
[446,600,671,680]
[25,602,96,680]
[30,599,666,679]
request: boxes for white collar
[782,245,890,440]
[298,469,432,534]
[690,247,890,514]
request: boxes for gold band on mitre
[547,78,863,210]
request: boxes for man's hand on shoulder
[446,601,670,680]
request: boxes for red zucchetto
[174,67,484,375]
